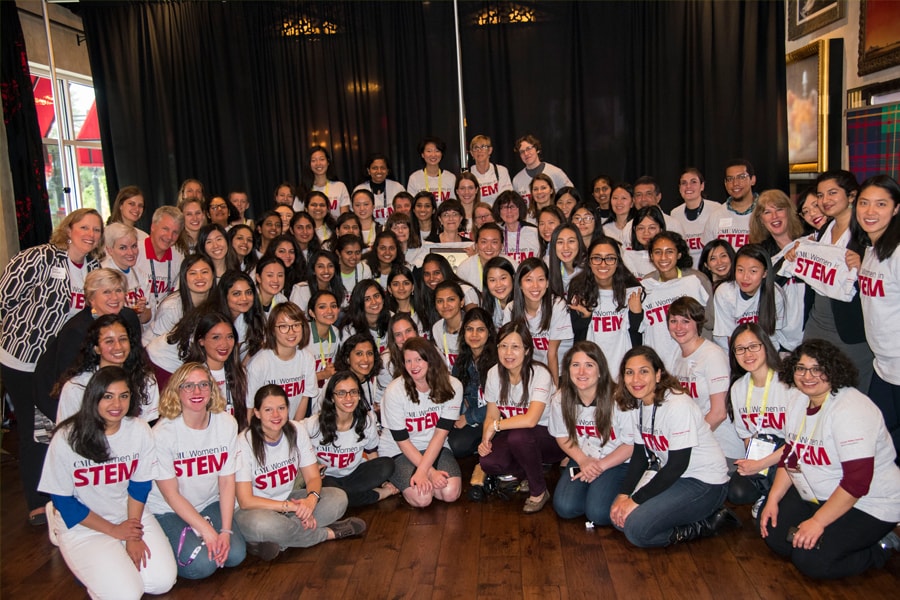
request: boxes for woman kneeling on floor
[235,385,366,560]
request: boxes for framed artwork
[858,0,900,76]
[788,0,846,41]
[428,243,472,273]
[786,39,843,173]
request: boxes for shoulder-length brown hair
[399,337,455,405]
[614,346,683,411]
[558,341,615,446]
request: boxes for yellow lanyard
[744,369,774,433]
[791,395,829,459]
[314,326,334,366]
[424,169,443,197]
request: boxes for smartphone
[787,526,821,549]
[569,466,581,478]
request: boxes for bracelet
[220,529,233,535]
[309,490,321,501]
[493,419,501,433]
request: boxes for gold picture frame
[786,39,841,173]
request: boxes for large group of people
[2,134,899,596]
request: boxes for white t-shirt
[455,254,489,291]
[146,411,238,515]
[306,412,380,478]
[378,376,463,457]
[621,249,655,280]
[630,391,729,485]
[101,257,148,313]
[58,370,160,424]
[432,319,461,368]
[39,417,155,526]
[406,170,456,204]
[860,247,900,384]
[730,371,797,440]
[484,364,554,427]
[302,326,340,391]
[702,202,753,250]
[586,287,639,379]
[783,387,900,522]
[639,275,710,370]
[246,348,318,419]
[351,180,406,224]
[712,282,786,350]
[500,225,540,264]
[312,181,350,219]
[470,162,513,206]
[501,297,573,371]
[670,201,724,268]
[672,340,745,459]
[236,421,316,501]
[339,263,373,307]
[548,392,634,460]
[776,237,858,302]
[148,292,184,340]
[144,334,182,374]
[602,222,628,245]
[512,162,573,206]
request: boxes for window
[31,66,108,228]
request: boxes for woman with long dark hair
[364,230,404,289]
[334,333,384,413]
[147,255,215,340]
[205,270,266,360]
[185,311,249,427]
[449,308,497,459]
[290,249,346,313]
[338,279,390,353]
[197,224,240,280]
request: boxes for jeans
[869,370,900,465]
[553,462,627,525]
[234,488,347,548]
[479,425,567,496]
[322,458,394,507]
[762,486,894,579]
[613,477,728,548]
[156,501,246,580]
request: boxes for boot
[669,507,742,544]
[467,465,487,501]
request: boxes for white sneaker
[751,496,765,520]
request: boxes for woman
[245,302,317,420]
[379,337,464,507]
[334,234,372,306]
[528,174,555,221]
[713,244,784,350]
[622,206,666,279]
[567,237,642,378]
[759,340,900,579]
[537,206,565,258]
[571,205,599,247]
[798,185,827,233]
[418,254,480,330]
[290,211,322,262]
[148,255,215,340]
[55,314,159,424]
[591,175,614,221]
[261,234,305,293]
[610,346,734,547]
[699,238,736,291]
[304,146,349,219]
[554,186,580,221]
[206,197,234,229]
[254,210,283,258]
[386,265,425,332]
[227,224,255,272]
[352,153,405,224]
[550,342,634,524]
[428,199,469,243]
[385,210,423,266]
[431,281,466,367]
[206,270,266,360]
[644,231,714,323]
[547,223,585,298]
[364,230,404,289]
[303,289,341,391]
[332,210,362,242]
[505,257,573,383]
[255,256,288,314]
[175,198,206,255]
[480,256,516,330]
[334,333,384,413]
[102,222,150,324]
[727,324,793,514]
[307,373,398,506]
[107,186,146,233]
[472,202,496,236]
[146,363,246,579]
[407,137,456,203]
[235,384,365,561]
[338,279,390,354]
[479,322,565,513]
[185,311,248,425]
[857,174,900,463]
[272,181,296,210]
[670,168,721,268]
[668,297,745,462]
[350,189,381,248]
[376,312,422,400]
[450,308,497,459]
[197,224,240,280]
[306,191,337,242]
[455,171,480,234]
[39,367,176,598]
[493,191,540,263]
[2,208,104,519]
[290,249,346,313]
[412,191,440,242]
[602,184,635,244]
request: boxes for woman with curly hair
[759,339,900,579]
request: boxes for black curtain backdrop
[78,0,787,219]
[2,1,53,247]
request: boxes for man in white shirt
[621,176,684,247]
[511,134,573,206]
[135,206,185,336]
[702,158,758,250]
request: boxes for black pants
[869,371,900,466]
[2,365,52,511]
[322,456,394,507]
[763,486,894,579]
[448,423,482,458]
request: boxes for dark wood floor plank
[385,521,444,599]
[476,555,523,600]
[432,501,482,600]
[519,510,567,588]
[558,521,616,600]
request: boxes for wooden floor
[2,425,898,599]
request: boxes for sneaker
[751,496,765,520]
[522,490,550,514]
[246,541,281,561]
[879,531,900,553]
[330,517,367,540]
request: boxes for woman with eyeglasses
[333,333,384,414]
[493,191,541,263]
[759,339,900,579]
[379,337,463,508]
[467,135,512,207]
[307,372,398,507]
[571,205,600,247]
[39,367,176,598]
[146,363,246,579]
[427,199,469,244]
[245,303,317,421]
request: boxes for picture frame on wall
[786,39,843,173]
[788,0,845,41]
[858,0,900,76]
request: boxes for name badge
[50,266,67,279]
[746,437,777,476]
[785,466,819,504]
[719,218,733,229]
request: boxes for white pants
[49,503,177,599]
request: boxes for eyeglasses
[209,204,228,211]
[794,365,825,378]
[733,342,763,355]
[471,144,491,151]
[589,255,618,265]
[518,145,536,155]
[275,322,304,333]
[724,173,750,184]
[475,214,493,222]
[500,204,518,211]
[333,389,361,400]
[440,211,461,218]
[179,381,212,393]
[572,215,595,224]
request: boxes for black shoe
[246,541,281,561]
[669,507,741,544]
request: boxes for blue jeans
[613,477,728,548]
[156,501,247,580]
[553,462,627,525]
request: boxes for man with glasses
[703,158,758,250]
[468,135,512,206]
[621,175,684,248]
[511,134,573,206]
